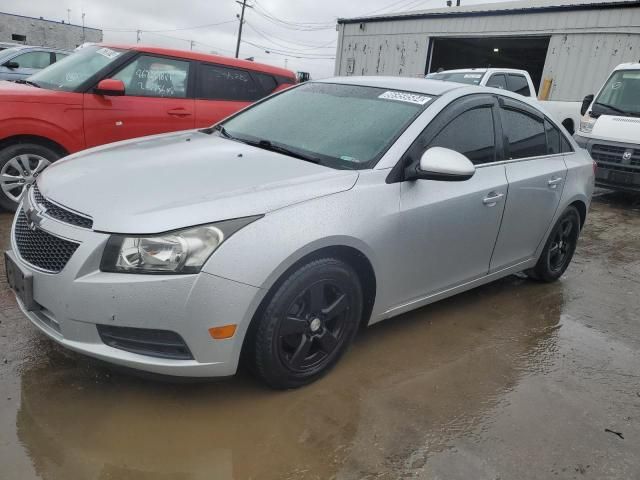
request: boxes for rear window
[426,72,483,85]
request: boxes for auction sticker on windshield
[378,91,432,105]
[96,47,121,59]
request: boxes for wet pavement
[1,191,639,480]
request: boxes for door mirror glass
[3,61,19,69]
[95,78,125,96]
[416,147,476,181]
[581,94,594,116]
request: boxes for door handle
[167,108,192,117]
[548,177,564,188]
[482,192,504,206]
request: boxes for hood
[0,80,81,105]
[591,114,640,144]
[39,131,359,233]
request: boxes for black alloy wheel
[252,258,363,389]
[528,206,581,282]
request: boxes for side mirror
[581,94,594,116]
[412,147,476,181]
[95,78,125,96]
[3,61,19,69]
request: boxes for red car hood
[0,81,81,105]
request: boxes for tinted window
[429,107,496,165]
[545,119,561,154]
[254,72,277,95]
[55,52,68,62]
[13,51,51,69]
[114,55,190,98]
[198,64,260,101]
[502,108,546,159]
[486,74,507,90]
[507,74,531,97]
[561,135,573,153]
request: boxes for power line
[245,22,335,52]
[242,39,336,60]
[103,19,237,33]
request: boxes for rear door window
[197,64,261,101]
[502,108,547,159]
[545,119,561,154]
[507,74,532,97]
[486,74,507,90]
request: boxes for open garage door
[427,36,551,91]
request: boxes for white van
[574,63,640,193]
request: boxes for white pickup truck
[574,63,640,193]
[426,68,580,135]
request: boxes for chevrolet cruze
[4,77,595,388]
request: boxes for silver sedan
[4,77,595,388]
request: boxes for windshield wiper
[202,124,235,139]
[13,79,40,88]
[593,101,628,116]
[244,139,321,164]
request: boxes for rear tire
[527,206,581,282]
[252,258,362,389]
[0,143,61,211]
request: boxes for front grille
[591,144,640,173]
[14,212,80,273]
[32,184,93,229]
[96,325,194,360]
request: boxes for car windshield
[426,72,484,85]
[221,82,432,169]
[28,45,126,91]
[593,69,640,117]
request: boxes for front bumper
[6,209,263,377]
[575,136,640,192]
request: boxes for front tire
[0,143,61,211]
[528,206,581,282]
[252,258,363,389]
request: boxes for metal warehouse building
[0,12,102,50]
[334,0,640,102]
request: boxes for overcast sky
[0,0,517,78]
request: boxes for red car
[0,44,296,210]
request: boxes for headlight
[100,216,261,274]
[579,115,596,134]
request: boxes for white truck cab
[426,68,536,95]
[426,68,581,135]
[574,63,640,193]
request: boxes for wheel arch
[239,244,378,363]
[0,134,69,157]
[569,199,587,229]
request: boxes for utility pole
[137,30,142,43]
[190,40,195,50]
[81,12,86,42]
[235,0,248,58]
[67,9,71,24]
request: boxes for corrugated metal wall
[335,5,640,101]
[543,33,640,101]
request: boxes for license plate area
[4,251,38,311]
